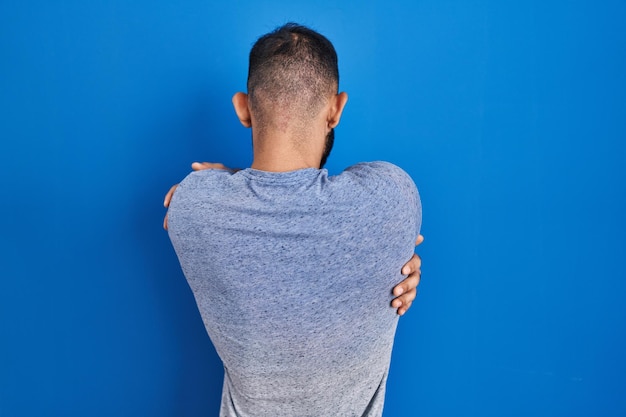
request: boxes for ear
[232,92,252,128]
[327,92,348,129]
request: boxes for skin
[163,91,424,315]
[232,91,348,172]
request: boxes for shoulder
[170,168,233,206]
[341,161,418,196]
[343,161,409,179]
[176,168,232,190]
[337,161,422,237]
[345,161,420,217]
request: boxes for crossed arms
[163,162,423,316]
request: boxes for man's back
[167,161,421,417]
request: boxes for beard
[319,128,335,169]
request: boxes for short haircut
[247,23,339,129]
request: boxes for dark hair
[247,23,339,126]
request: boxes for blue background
[1,1,625,416]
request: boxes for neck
[250,127,325,172]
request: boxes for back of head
[247,23,339,132]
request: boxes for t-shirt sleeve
[345,161,422,239]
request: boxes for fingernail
[396,287,404,296]
[402,267,409,275]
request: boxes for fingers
[394,268,420,296]
[393,289,417,316]
[392,284,418,315]
[163,183,178,230]
[392,252,422,315]
[401,253,421,277]
[163,184,179,208]
[191,162,228,171]
[415,234,424,246]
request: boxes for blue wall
[1,1,625,416]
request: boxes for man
[165,23,422,416]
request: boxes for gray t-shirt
[167,161,421,417]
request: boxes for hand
[163,162,233,230]
[391,234,424,316]
[162,183,178,230]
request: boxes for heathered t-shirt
[167,161,421,417]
